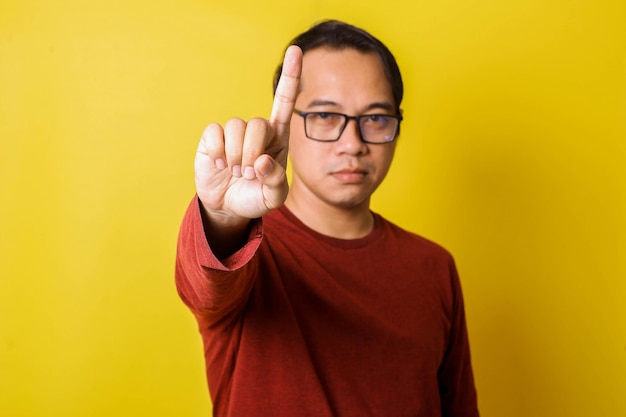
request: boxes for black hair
[273,20,403,112]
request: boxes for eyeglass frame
[293,109,403,144]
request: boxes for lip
[331,168,368,183]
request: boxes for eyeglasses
[293,109,402,144]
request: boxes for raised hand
[194,45,302,253]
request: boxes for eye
[315,112,343,122]
[307,112,342,126]
[362,115,390,128]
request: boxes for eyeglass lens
[304,113,399,143]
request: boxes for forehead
[297,47,394,108]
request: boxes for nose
[335,119,367,155]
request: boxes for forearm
[198,197,254,260]
[175,196,263,319]
[439,259,479,416]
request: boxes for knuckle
[243,119,270,157]
[202,122,223,138]
[223,119,245,156]
[247,117,269,131]
[246,119,270,140]
[224,117,246,131]
[200,124,225,154]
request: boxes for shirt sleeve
[438,257,480,417]
[175,196,263,324]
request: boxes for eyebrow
[306,99,395,113]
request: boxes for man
[176,20,479,417]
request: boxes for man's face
[288,47,398,211]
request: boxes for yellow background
[1,0,625,416]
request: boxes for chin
[326,193,371,210]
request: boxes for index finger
[269,45,303,138]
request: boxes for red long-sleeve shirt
[176,198,479,417]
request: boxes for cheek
[289,135,319,173]
[373,146,396,173]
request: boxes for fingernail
[243,166,256,180]
[232,165,242,178]
[215,158,226,170]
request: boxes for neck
[284,193,374,240]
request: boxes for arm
[439,259,480,417]
[175,46,302,320]
[193,45,302,259]
[175,196,263,321]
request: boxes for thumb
[254,154,289,210]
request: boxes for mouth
[331,167,368,184]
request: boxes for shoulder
[375,213,453,259]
